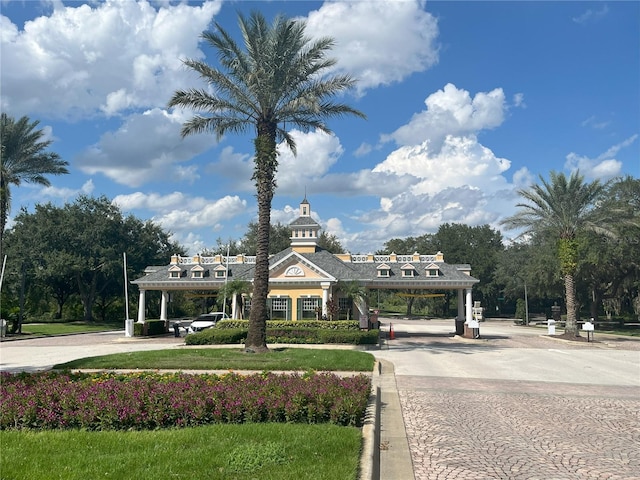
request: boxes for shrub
[0,371,371,430]
[133,320,167,337]
[186,326,379,345]
[217,320,360,331]
[185,328,247,345]
[319,329,380,345]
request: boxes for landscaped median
[185,319,380,345]
[0,348,378,480]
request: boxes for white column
[457,289,464,320]
[231,294,237,319]
[321,282,331,318]
[137,289,146,323]
[465,288,473,323]
[160,291,168,321]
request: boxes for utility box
[548,319,556,335]
[125,319,134,338]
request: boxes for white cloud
[512,93,526,108]
[75,108,217,187]
[581,115,610,130]
[113,191,247,254]
[512,167,535,188]
[0,0,222,118]
[374,135,510,196]
[572,5,609,25]
[564,135,637,180]
[336,84,516,252]
[304,0,439,93]
[354,142,373,157]
[40,179,95,202]
[383,83,506,149]
[275,130,344,194]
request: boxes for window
[168,266,182,279]
[298,297,321,319]
[377,263,390,277]
[215,270,226,278]
[425,263,441,277]
[401,263,416,277]
[268,297,291,320]
[192,270,203,279]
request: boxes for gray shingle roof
[133,247,478,289]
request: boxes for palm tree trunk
[245,128,277,353]
[564,273,579,336]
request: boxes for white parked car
[188,312,230,333]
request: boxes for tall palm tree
[1,113,69,257]
[501,170,613,336]
[168,12,364,352]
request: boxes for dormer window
[377,263,391,278]
[168,265,182,279]
[425,263,441,277]
[191,265,205,279]
[213,265,227,279]
[401,263,416,277]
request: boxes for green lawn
[19,322,121,336]
[54,347,376,371]
[0,423,361,480]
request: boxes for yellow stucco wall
[268,285,325,320]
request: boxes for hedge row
[216,320,361,331]
[185,327,380,346]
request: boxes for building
[132,198,480,328]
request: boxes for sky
[1,0,639,256]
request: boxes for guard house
[132,197,480,329]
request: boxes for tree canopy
[0,113,69,258]
[3,196,181,330]
[501,171,617,335]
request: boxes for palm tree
[501,170,613,336]
[168,12,365,352]
[1,113,69,257]
[218,279,253,319]
[337,280,366,321]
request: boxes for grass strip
[0,423,361,480]
[19,322,120,336]
[53,347,376,371]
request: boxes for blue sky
[2,0,638,255]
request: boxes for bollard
[547,319,556,335]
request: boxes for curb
[359,360,381,480]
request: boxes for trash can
[455,318,465,336]
[547,319,556,335]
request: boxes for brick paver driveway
[376,320,640,480]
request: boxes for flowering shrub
[0,371,371,431]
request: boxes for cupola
[289,196,321,253]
